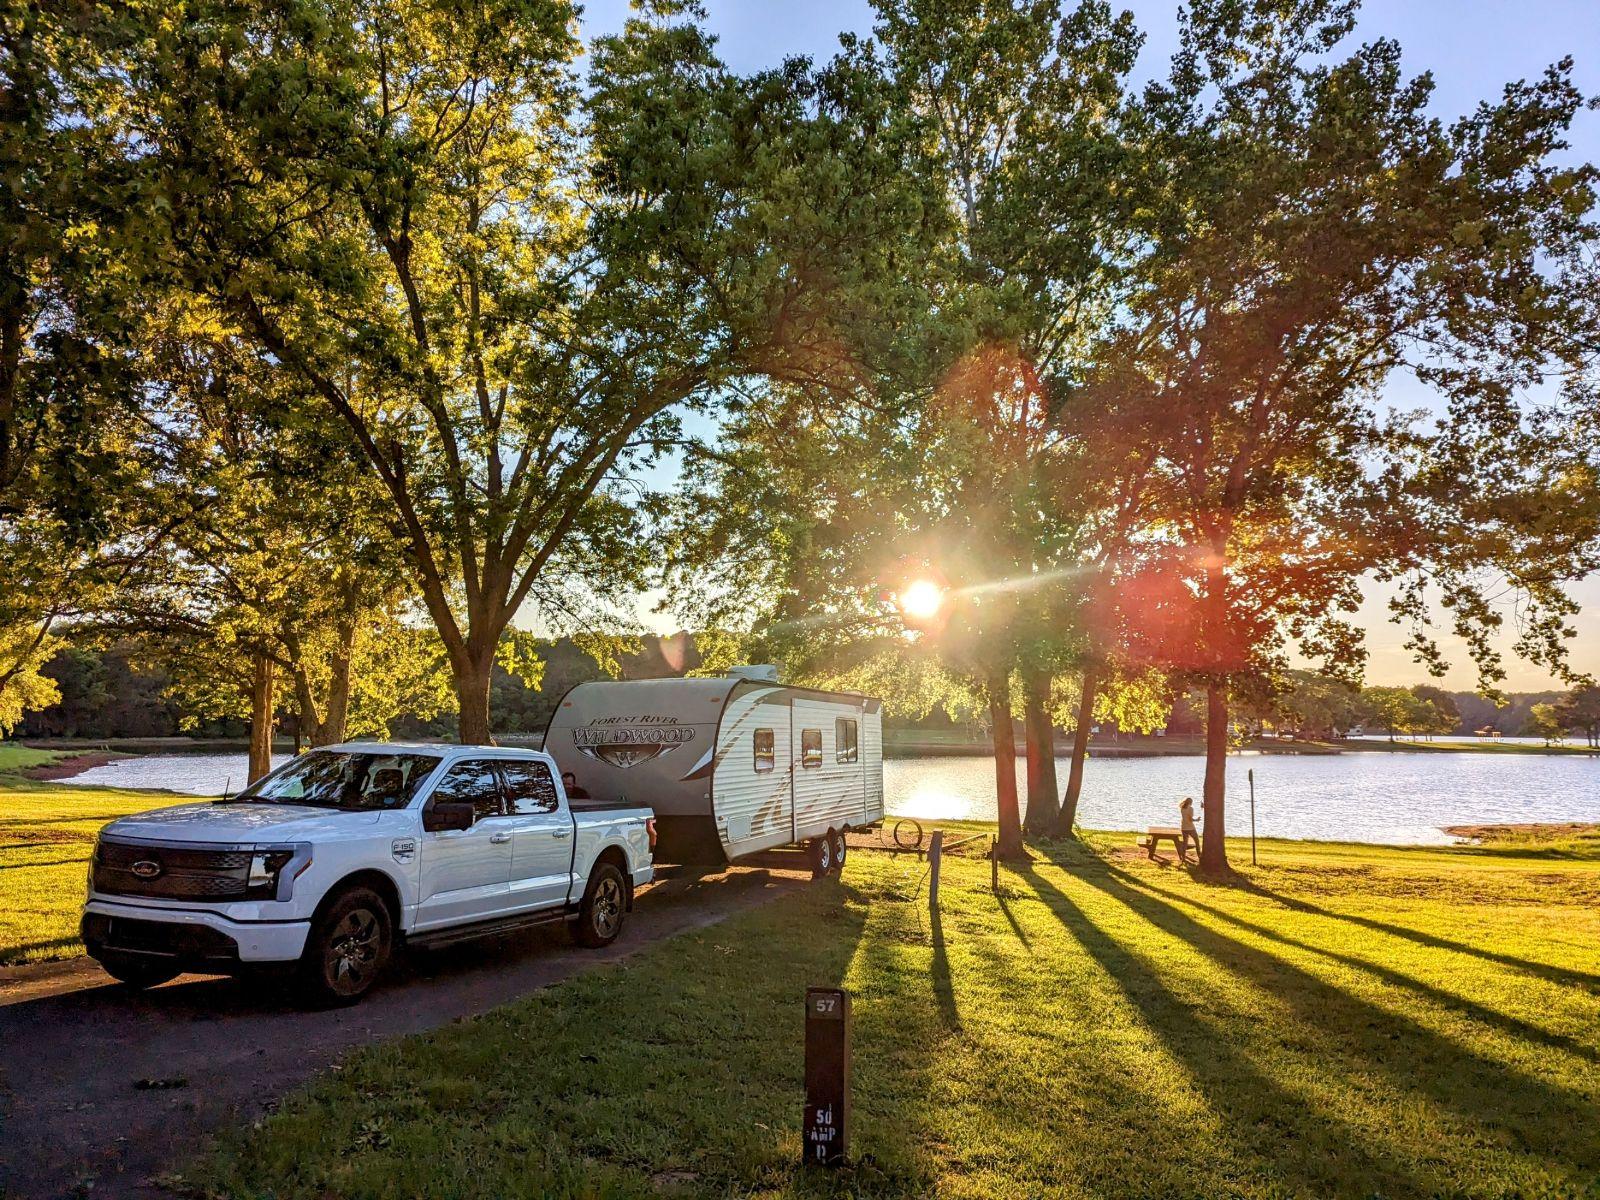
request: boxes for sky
[570,0,1600,692]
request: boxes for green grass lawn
[189,831,1600,1200]
[0,755,191,964]
[0,742,67,775]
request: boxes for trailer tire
[828,829,848,875]
[573,862,627,948]
[807,834,834,879]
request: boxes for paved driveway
[0,857,811,1199]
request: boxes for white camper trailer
[543,671,884,872]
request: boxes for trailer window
[500,760,559,814]
[836,718,859,763]
[753,728,776,773]
[801,728,823,768]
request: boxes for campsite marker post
[803,987,851,1167]
[1249,768,1257,866]
[928,830,943,911]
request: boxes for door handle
[551,827,572,839]
[489,831,512,844]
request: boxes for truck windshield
[233,751,442,811]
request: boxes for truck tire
[829,829,848,875]
[95,952,179,990]
[298,886,392,1006]
[807,834,834,879]
[572,862,627,948]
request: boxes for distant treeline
[15,635,714,743]
[14,635,1578,744]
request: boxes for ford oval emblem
[130,860,162,879]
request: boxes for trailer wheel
[828,829,848,875]
[807,834,834,879]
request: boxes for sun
[897,579,945,621]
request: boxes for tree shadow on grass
[995,894,1032,952]
[0,857,86,870]
[0,935,79,961]
[1021,867,1446,1199]
[1052,857,1600,1176]
[1117,871,1600,1069]
[1239,879,1600,992]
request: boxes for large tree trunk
[247,653,275,785]
[454,652,495,745]
[314,594,358,746]
[1056,667,1098,836]
[1021,670,1060,836]
[988,674,1025,859]
[1200,680,1230,873]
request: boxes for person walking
[1179,796,1201,861]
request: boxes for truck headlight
[245,848,298,900]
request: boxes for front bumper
[81,899,311,969]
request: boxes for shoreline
[1441,822,1600,842]
[19,750,128,781]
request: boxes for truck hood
[101,802,383,845]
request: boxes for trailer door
[791,700,834,840]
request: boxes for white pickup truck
[80,744,655,1003]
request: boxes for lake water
[61,748,1600,846]
[886,753,1600,845]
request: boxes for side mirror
[423,801,475,833]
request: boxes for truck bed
[569,798,652,815]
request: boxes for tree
[126,0,936,743]
[103,299,448,777]
[0,626,60,735]
[1360,686,1430,742]
[1554,686,1600,749]
[1256,671,1365,740]
[1088,0,1596,871]
[0,2,147,735]
[1523,702,1566,746]
[875,0,1157,844]
[1410,685,1461,740]
[661,0,1152,853]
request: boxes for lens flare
[897,579,945,621]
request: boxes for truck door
[498,759,576,911]
[416,758,515,930]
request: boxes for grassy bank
[882,730,1599,757]
[1338,737,1599,755]
[0,750,185,964]
[192,832,1600,1200]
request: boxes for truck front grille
[81,913,240,961]
[92,840,253,901]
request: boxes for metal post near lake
[928,830,943,911]
[1249,768,1257,866]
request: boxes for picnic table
[1139,826,1193,863]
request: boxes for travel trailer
[544,668,884,872]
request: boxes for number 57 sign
[803,987,851,1167]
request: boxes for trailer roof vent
[725,664,780,683]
